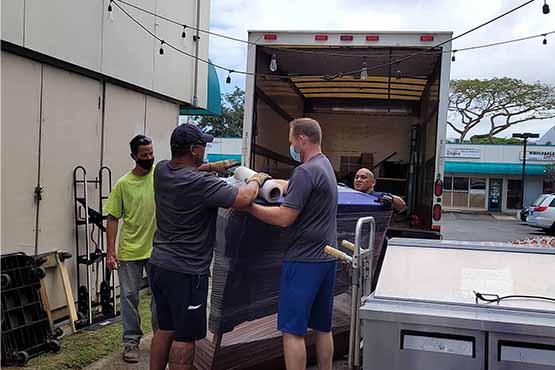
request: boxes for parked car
[520,194,551,221]
[527,194,555,233]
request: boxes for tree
[196,87,244,137]
[469,137,523,145]
[448,78,555,143]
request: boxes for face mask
[289,145,301,163]
[136,158,155,171]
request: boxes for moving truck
[242,31,452,237]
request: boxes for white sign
[446,147,481,159]
[521,150,555,161]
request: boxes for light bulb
[226,71,232,84]
[269,54,278,72]
[159,40,164,55]
[108,1,114,22]
[360,61,368,80]
[543,35,548,45]
[543,1,550,14]
[396,68,401,80]
[181,26,187,39]
[451,52,456,62]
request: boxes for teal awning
[180,60,222,116]
[444,161,546,175]
[207,153,242,162]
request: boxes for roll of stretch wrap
[233,166,283,203]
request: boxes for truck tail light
[340,35,354,41]
[431,224,441,232]
[433,204,442,221]
[264,34,277,41]
[366,35,379,41]
[434,178,443,197]
[420,35,434,42]
[534,206,548,212]
[315,34,328,41]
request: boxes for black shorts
[148,263,208,342]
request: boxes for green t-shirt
[103,170,156,261]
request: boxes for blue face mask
[289,145,301,162]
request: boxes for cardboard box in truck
[242,31,452,236]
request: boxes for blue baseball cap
[170,124,214,150]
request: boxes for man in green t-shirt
[104,134,158,363]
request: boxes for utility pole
[513,132,539,208]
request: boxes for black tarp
[209,186,392,334]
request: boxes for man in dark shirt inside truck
[246,118,338,370]
[354,168,406,212]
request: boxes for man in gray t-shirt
[149,124,270,370]
[247,118,338,370]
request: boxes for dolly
[324,216,375,370]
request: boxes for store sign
[445,147,481,159]
[521,150,555,161]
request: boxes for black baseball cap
[170,124,214,149]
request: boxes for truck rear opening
[242,31,452,235]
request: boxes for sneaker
[122,345,139,363]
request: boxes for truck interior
[249,45,442,230]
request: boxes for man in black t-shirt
[149,124,270,370]
[247,118,338,370]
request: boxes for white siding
[145,96,179,162]
[101,0,156,91]
[1,0,24,44]
[25,0,104,71]
[1,53,42,254]
[102,84,148,179]
[2,0,210,105]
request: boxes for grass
[16,293,154,370]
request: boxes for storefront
[443,144,554,212]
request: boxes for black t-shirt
[150,160,238,274]
[282,153,338,262]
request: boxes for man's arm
[106,215,119,270]
[392,195,406,211]
[247,204,300,228]
[231,182,260,209]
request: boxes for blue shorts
[277,260,337,336]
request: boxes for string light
[543,0,550,14]
[269,54,278,72]
[360,59,368,80]
[451,51,456,62]
[181,25,187,39]
[111,0,554,82]
[543,34,548,45]
[226,70,233,84]
[107,0,114,22]
[159,40,164,55]
[395,64,401,80]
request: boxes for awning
[180,60,222,116]
[444,161,546,176]
[207,153,241,162]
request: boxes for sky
[205,0,555,139]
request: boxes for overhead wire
[111,0,549,80]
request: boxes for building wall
[1,51,178,311]
[1,0,210,107]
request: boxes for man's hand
[106,251,118,271]
[379,193,394,210]
[208,160,240,174]
[246,172,272,187]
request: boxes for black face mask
[136,158,155,171]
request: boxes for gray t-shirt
[282,153,338,262]
[150,160,238,274]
